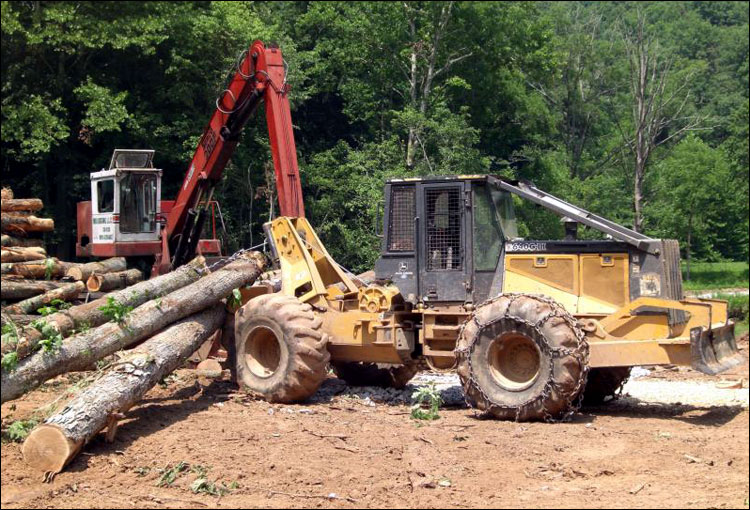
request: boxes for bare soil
[2,336,748,509]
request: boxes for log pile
[1,187,81,316]
[2,252,266,475]
[1,188,106,329]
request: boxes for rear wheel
[582,367,631,405]
[455,294,589,421]
[234,294,329,403]
[332,361,419,389]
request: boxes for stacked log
[1,187,83,319]
[67,257,127,282]
[4,282,86,315]
[22,306,227,474]
[1,257,206,361]
[12,252,265,475]
[1,280,70,301]
[1,234,44,248]
[1,246,47,263]
[86,269,143,292]
[1,253,265,403]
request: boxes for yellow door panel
[503,270,578,313]
[578,254,629,313]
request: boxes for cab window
[97,180,115,213]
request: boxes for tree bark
[1,259,78,279]
[1,257,207,360]
[1,198,44,212]
[67,257,127,282]
[1,234,44,248]
[4,282,85,315]
[1,280,70,301]
[1,214,54,234]
[21,305,226,474]
[1,314,37,327]
[1,247,47,263]
[1,253,264,403]
[86,269,143,292]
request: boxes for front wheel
[234,294,330,403]
[455,294,589,421]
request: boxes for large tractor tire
[455,294,589,421]
[582,367,631,405]
[234,294,330,403]
[332,361,419,389]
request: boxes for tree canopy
[1,1,747,271]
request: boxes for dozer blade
[690,322,745,375]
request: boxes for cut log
[1,253,264,403]
[1,280,70,301]
[1,247,47,263]
[0,314,36,327]
[1,234,44,248]
[4,281,85,315]
[22,305,226,474]
[86,269,143,292]
[67,257,127,282]
[1,198,44,212]
[1,214,54,234]
[1,188,12,201]
[1,257,207,360]
[1,258,78,279]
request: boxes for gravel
[308,369,749,410]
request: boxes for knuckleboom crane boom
[158,40,304,274]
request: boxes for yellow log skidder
[232,175,743,421]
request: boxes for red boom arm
[160,40,304,272]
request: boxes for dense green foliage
[1,1,747,273]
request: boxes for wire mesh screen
[425,188,462,271]
[388,186,416,251]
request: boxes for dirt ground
[2,335,748,509]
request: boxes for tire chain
[454,293,590,423]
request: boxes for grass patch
[682,261,748,291]
[2,419,38,443]
[411,384,442,421]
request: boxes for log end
[22,424,82,474]
[67,267,84,281]
[86,274,102,292]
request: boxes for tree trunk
[1,257,206,360]
[1,314,37,327]
[86,269,143,292]
[1,198,44,212]
[1,214,54,234]
[1,253,264,403]
[1,259,78,279]
[1,280,70,301]
[67,257,127,282]
[4,282,85,315]
[1,234,44,248]
[21,305,226,474]
[1,247,47,263]
[685,211,693,281]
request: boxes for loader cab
[77,149,163,257]
[375,176,518,306]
